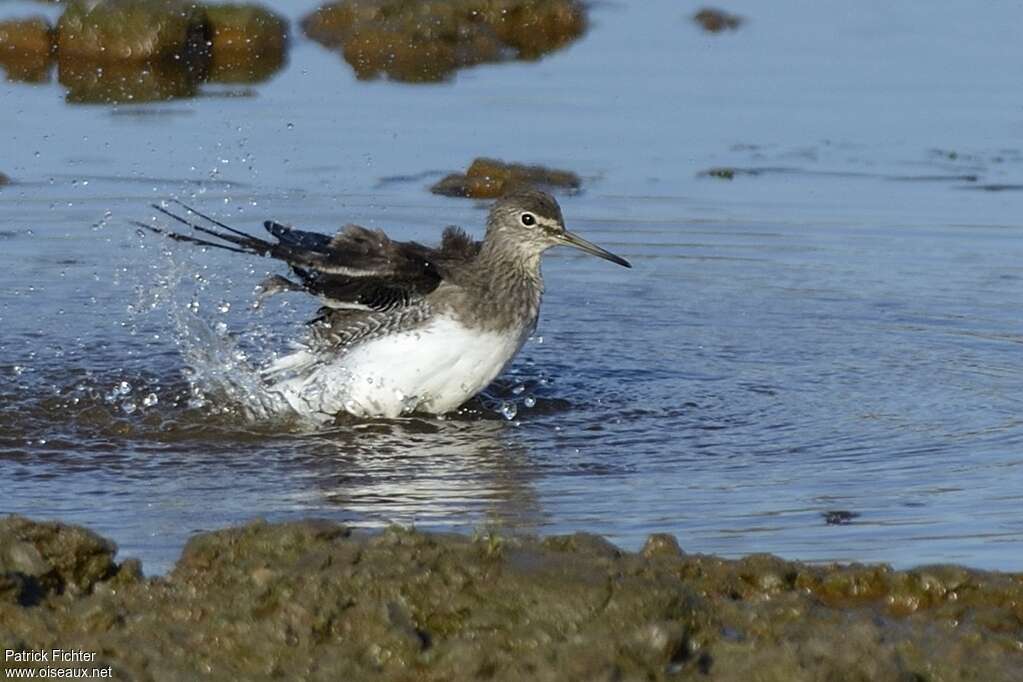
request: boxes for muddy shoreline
[1,515,1020,680]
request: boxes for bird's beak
[559,231,632,268]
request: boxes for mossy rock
[1,517,1022,680]
[57,0,210,63]
[301,0,586,83]
[431,157,581,198]
[58,55,202,103]
[205,3,288,83]
[0,17,55,83]
[481,0,586,59]
[0,515,118,601]
[0,17,54,57]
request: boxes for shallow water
[2,0,1022,574]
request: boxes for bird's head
[485,188,631,268]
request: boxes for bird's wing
[264,220,333,252]
[139,200,470,312]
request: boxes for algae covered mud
[2,0,1023,579]
[2,516,1022,680]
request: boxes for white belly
[265,316,529,420]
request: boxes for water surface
[1,0,1022,573]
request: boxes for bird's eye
[520,213,536,227]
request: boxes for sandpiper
[139,188,631,420]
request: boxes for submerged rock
[206,3,288,83]
[301,0,587,83]
[1,515,1021,680]
[432,157,581,198]
[0,17,55,83]
[693,8,744,33]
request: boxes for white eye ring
[520,212,537,227]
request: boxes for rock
[0,515,118,598]
[641,533,684,559]
[431,157,581,198]
[0,17,55,83]
[693,8,743,33]
[0,17,54,56]
[56,0,210,64]
[0,516,1021,680]
[58,57,201,103]
[701,166,736,180]
[301,0,587,83]
[205,3,288,83]
[822,509,860,525]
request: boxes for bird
[137,188,631,421]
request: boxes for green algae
[1,515,1021,680]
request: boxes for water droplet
[12,365,24,376]
[286,122,294,130]
[500,402,518,421]
[142,393,158,407]
[524,396,536,408]
[512,383,526,395]
[217,301,231,314]
[118,381,132,395]
[123,401,137,414]
[214,321,228,336]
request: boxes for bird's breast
[270,314,532,419]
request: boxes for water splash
[170,302,289,421]
[127,237,305,424]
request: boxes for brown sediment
[431,157,581,198]
[301,0,587,83]
[1,515,1021,680]
[205,4,288,84]
[693,8,743,33]
[0,17,55,83]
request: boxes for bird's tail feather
[140,199,275,256]
[129,220,253,255]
